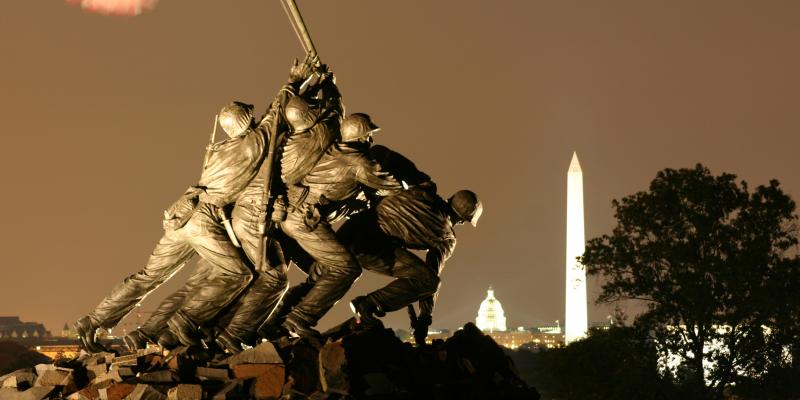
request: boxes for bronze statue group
[74,55,483,354]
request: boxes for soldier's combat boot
[123,329,151,352]
[157,330,182,350]
[166,312,201,347]
[74,316,107,353]
[216,331,244,354]
[282,316,321,340]
[258,323,289,342]
[350,296,385,328]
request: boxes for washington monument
[565,152,588,344]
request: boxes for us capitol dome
[475,286,507,332]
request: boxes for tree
[508,326,678,400]
[581,164,800,399]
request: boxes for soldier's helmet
[340,113,380,143]
[218,102,254,138]
[448,190,483,227]
[284,96,317,132]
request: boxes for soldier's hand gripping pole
[281,0,323,94]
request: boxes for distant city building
[61,323,75,338]
[0,316,50,339]
[538,321,562,335]
[425,326,564,350]
[426,329,452,343]
[476,286,507,332]
[0,316,121,358]
[490,327,564,350]
[34,344,81,360]
[406,287,566,349]
[472,288,564,349]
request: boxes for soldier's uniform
[81,115,268,347]
[133,122,286,347]
[127,66,344,349]
[280,140,404,334]
[348,145,454,318]
[356,187,455,317]
[217,70,345,344]
[268,146,480,344]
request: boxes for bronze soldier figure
[75,102,266,351]
[141,112,400,349]
[263,145,482,345]
[123,259,215,349]
[211,58,340,349]
[277,113,405,338]
[122,56,327,351]
[73,0,485,355]
[354,187,482,344]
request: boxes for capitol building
[423,287,566,349]
[473,287,564,350]
[476,286,507,332]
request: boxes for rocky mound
[0,341,52,376]
[0,323,539,399]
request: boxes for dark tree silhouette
[582,164,800,399]
[508,326,677,400]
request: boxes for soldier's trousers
[138,202,290,344]
[356,247,439,313]
[257,249,323,332]
[214,200,290,343]
[281,210,361,327]
[88,202,253,333]
[338,212,440,313]
[218,255,286,343]
[267,213,440,326]
[138,259,287,345]
[137,260,212,341]
[136,219,311,345]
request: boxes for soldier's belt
[198,193,229,208]
[286,186,313,212]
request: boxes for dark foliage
[581,164,800,399]
[507,326,680,400]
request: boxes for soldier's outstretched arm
[256,84,294,131]
[353,155,405,196]
[418,236,456,318]
[255,54,320,129]
[406,207,457,344]
[426,236,456,277]
[411,237,456,345]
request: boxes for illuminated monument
[565,152,588,344]
[476,286,507,332]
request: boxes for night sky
[1,1,799,335]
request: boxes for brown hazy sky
[1,1,799,335]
